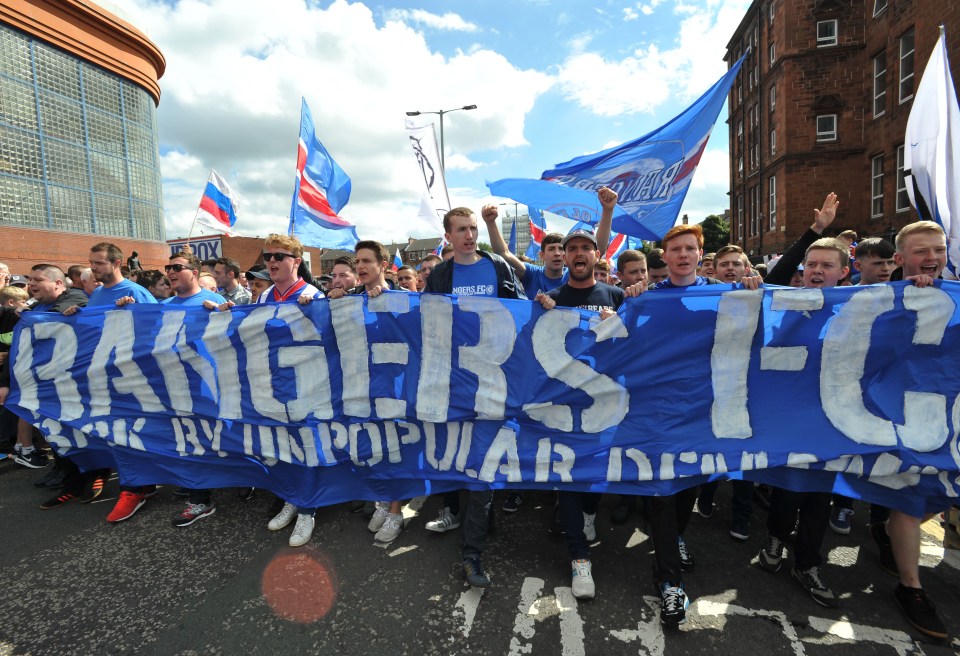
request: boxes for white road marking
[402,495,427,520]
[696,599,805,656]
[387,545,417,557]
[806,616,920,656]
[507,577,545,656]
[626,528,649,549]
[554,587,586,656]
[454,587,485,638]
[609,595,665,656]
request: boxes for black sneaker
[549,504,564,535]
[502,492,523,513]
[40,491,79,509]
[792,566,839,608]
[678,536,695,572]
[462,557,490,588]
[34,466,65,488]
[78,473,107,503]
[237,487,255,501]
[870,522,899,577]
[729,517,750,542]
[758,535,784,572]
[14,450,48,469]
[659,582,689,625]
[611,495,633,525]
[171,487,190,497]
[894,584,947,639]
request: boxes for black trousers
[767,488,831,570]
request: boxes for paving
[1,458,958,656]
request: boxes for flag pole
[289,98,306,237]
[185,170,210,248]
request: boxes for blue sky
[107,0,751,241]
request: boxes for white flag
[905,28,960,275]
[405,119,450,231]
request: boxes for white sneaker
[367,502,390,533]
[583,512,597,542]
[289,513,315,547]
[425,507,461,533]
[268,502,297,531]
[571,559,595,599]
[375,512,404,543]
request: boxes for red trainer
[106,491,147,523]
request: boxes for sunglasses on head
[262,252,296,262]
[164,263,195,273]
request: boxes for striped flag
[393,249,403,271]
[905,27,960,276]
[195,169,238,235]
[289,98,359,250]
[525,207,546,259]
[605,232,629,265]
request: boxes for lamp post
[405,104,477,173]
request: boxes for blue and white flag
[488,55,746,241]
[526,207,547,260]
[905,28,960,276]
[7,283,960,516]
[289,98,359,250]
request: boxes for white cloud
[641,6,654,15]
[110,0,551,243]
[623,7,639,20]
[382,8,479,32]
[679,147,730,223]
[556,0,751,115]
[444,153,482,172]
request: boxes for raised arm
[766,192,839,286]
[481,204,526,276]
[595,186,617,254]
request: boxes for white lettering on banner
[710,289,763,439]
[41,418,87,451]
[479,427,522,482]
[526,308,628,433]
[457,296,515,419]
[153,311,216,416]
[30,322,82,421]
[368,293,412,419]
[204,311,242,419]
[417,295,453,422]
[87,310,163,417]
[12,326,39,413]
[275,303,333,421]
[349,422,383,467]
[534,438,575,482]
[112,418,146,451]
[330,297,371,417]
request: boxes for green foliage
[477,242,492,253]
[701,214,731,254]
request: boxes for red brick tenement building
[726,0,960,259]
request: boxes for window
[874,0,888,16]
[900,30,915,103]
[738,119,743,136]
[871,155,884,217]
[737,194,744,238]
[896,144,909,211]
[738,83,743,103]
[816,114,837,141]
[769,176,777,229]
[873,51,887,117]
[770,85,776,110]
[817,20,838,47]
[751,185,760,236]
[770,2,775,25]
[769,42,776,65]
[770,129,776,155]
[738,155,744,175]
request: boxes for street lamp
[405,104,477,172]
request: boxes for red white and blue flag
[525,207,547,259]
[433,238,447,256]
[289,98,359,250]
[393,249,403,272]
[195,169,238,235]
[605,232,631,268]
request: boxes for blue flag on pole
[525,207,546,260]
[508,218,517,254]
[488,55,746,241]
[289,98,360,250]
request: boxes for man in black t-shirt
[535,229,639,604]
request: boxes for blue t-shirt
[88,279,157,307]
[653,276,716,290]
[452,258,497,297]
[162,289,225,306]
[521,264,568,300]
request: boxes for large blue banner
[8,283,960,516]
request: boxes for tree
[477,242,492,253]
[701,214,730,254]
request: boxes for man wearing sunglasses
[155,252,227,527]
[255,234,325,547]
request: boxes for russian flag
[195,170,238,235]
[288,98,359,250]
[393,249,403,271]
[433,238,446,256]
